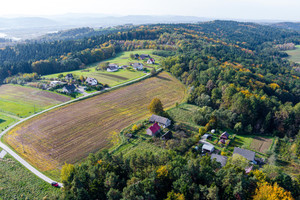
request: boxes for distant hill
[270,22,300,31]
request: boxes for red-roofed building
[146,123,161,136]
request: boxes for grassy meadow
[0,84,71,118]
[5,72,187,174]
[0,113,18,131]
[285,45,300,63]
[43,50,161,86]
[0,154,61,200]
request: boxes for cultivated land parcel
[285,45,300,63]
[5,72,186,172]
[0,84,71,118]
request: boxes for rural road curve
[0,71,154,187]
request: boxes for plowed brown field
[5,72,186,171]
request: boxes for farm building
[161,131,172,140]
[202,133,212,140]
[86,77,98,86]
[65,74,74,80]
[202,144,215,153]
[147,58,155,64]
[146,123,161,136]
[140,54,150,60]
[233,147,257,164]
[62,84,76,94]
[149,114,171,128]
[220,131,229,139]
[107,64,119,72]
[211,154,228,167]
[50,81,63,87]
[132,63,144,71]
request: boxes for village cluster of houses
[200,131,261,170]
[49,73,99,94]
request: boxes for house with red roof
[146,123,161,136]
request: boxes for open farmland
[285,45,300,63]
[0,84,71,117]
[5,72,186,171]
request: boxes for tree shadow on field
[156,75,171,81]
[0,119,6,124]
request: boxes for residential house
[132,63,144,71]
[146,123,161,136]
[149,114,171,128]
[140,54,150,60]
[107,64,119,72]
[211,154,228,167]
[134,54,139,59]
[147,58,155,64]
[161,131,172,140]
[50,81,63,87]
[85,77,98,86]
[202,144,215,153]
[220,131,229,140]
[233,147,257,164]
[62,84,76,94]
[65,74,74,80]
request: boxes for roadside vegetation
[0,154,61,200]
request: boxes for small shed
[161,131,172,140]
[220,131,229,140]
[202,144,215,153]
[202,134,212,140]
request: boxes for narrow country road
[0,72,152,187]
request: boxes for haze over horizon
[1,0,300,22]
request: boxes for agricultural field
[0,113,18,131]
[0,154,61,200]
[5,72,186,172]
[285,45,300,63]
[229,135,274,155]
[0,84,71,117]
[43,50,160,86]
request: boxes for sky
[1,0,299,21]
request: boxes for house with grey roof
[107,64,119,72]
[62,84,76,94]
[132,63,144,71]
[85,77,98,86]
[233,147,257,164]
[211,154,228,167]
[149,114,171,128]
[202,144,215,153]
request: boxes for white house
[50,81,63,87]
[132,63,144,71]
[107,64,119,72]
[147,58,155,64]
[85,77,98,86]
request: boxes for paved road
[0,72,152,187]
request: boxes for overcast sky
[1,0,299,21]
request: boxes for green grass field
[43,50,161,86]
[285,45,300,63]
[0,113,18,131]
[0,84,71,118]
[0,154,61,200]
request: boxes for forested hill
[0,21,299,138]
[270,22,300,32]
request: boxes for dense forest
[1,20,300,199]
